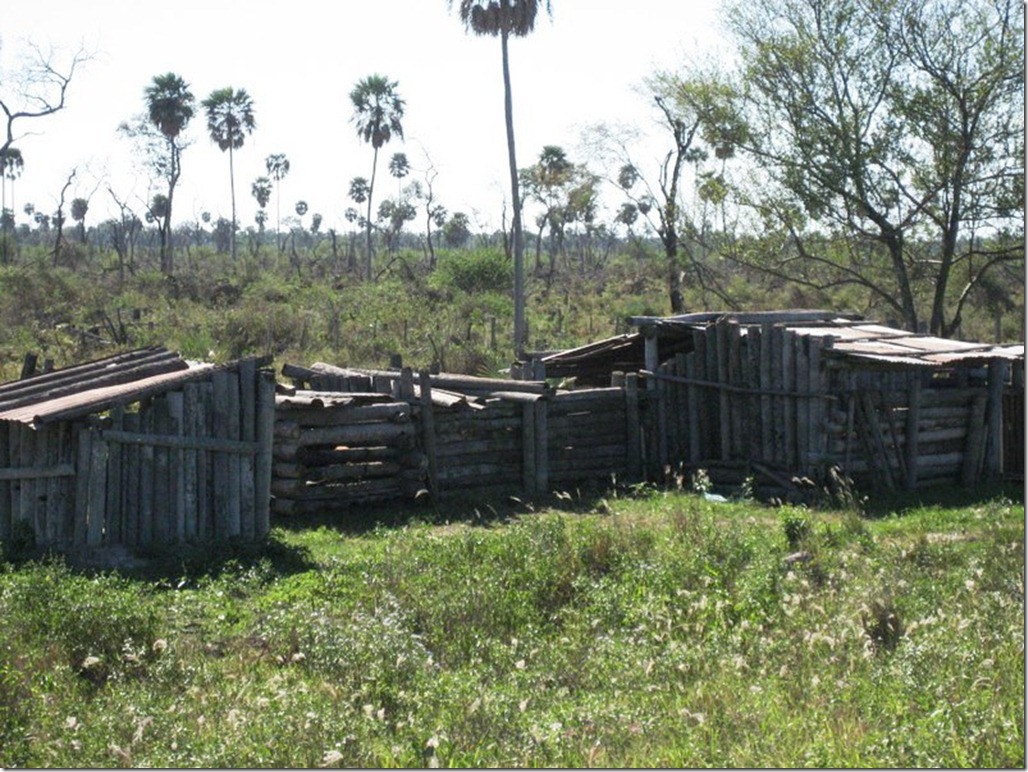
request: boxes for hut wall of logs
[0,349,276,562]
[276,363,645,515]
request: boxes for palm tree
[349,74,404,280]
[0,147,23,262]
[449,0,552,359]
[265,153,290,250]
[202,87,256,260]
[144,72,195,274]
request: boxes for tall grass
[0,489,1022,767]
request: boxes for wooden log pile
[271,390,428,515]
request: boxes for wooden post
[121,412,141,547]
[522,401,536,496]
[212,371,231,539]
[685,351,701,464]
[86,431,108,546]
[984,358,1008,481]
[419,369,439,498]
[782,330,797,469]
[962,393,989,486]
[74,427,92,548]
[715,320,731,461]
[167,391,187,543]
[534,397,549,495]
[0,423,10,542]
[757,323,773,463]
[182,383,200,539]
[254,373,276,538]
[905,378,921,490]
[625,373,643,482]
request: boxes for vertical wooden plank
[226,372,242,538]
[74,426,93,549]
[151,397,172,546]
[522,401,537,496]
[684,352,701,464]
[984,358,1008,481]
[197,381,213,540]
[0,422,10,542]
[121,412,141,548]
[182,384,200,539]
[32,425,51,547]
[8,423,20,534]
[86,432,108,546]
[212,371,231,539]
[624,373,643,482]
[104,411,123,546]
[655,364,669,474]
[419,370,440,498]
[238,360,258,541]
[962,393,989,486]
[138,402,155,548]
[759,323,774,463]
[715,320,731,461]
[808,336,825,466]
[673,353,689,468]
[904,379,921,490]
[167,391,186,543]
[18,426,35,542]
[744,326,761,462]
[782,330,797,469]
[728,322,744,458]
[534,397,549,495]
[42,423,63,548]
[794,334,810,473]
[692,328,709,461]
[769,327,784,465]
[254,373,276,538]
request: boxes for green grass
[0,486,1023,767]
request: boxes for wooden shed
[0,346,276,563]
[537,311,1025,494]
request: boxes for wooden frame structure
[0,348,276,562]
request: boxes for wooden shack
[0,346,276,562]
[537,311,1024,494]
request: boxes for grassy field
[0,484,1023,768]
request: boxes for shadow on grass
[270,481,628,537]
[860,480,1024,519]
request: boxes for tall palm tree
[202,87,256,260]
[0,147,23,262]
[265,152,290,250]
[349,74,404,280]
[144,72,195,274]
[449,0,552,359]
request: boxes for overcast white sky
[2,0,724,233]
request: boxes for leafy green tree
[443,211,473,249]
[252,176,272,247]
[265,152,290,249]
[706,0,1023,334]
[349,74,405,279]
[449,0,552,358]
[202,87,256,260]
[143,72,195,274]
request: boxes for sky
[1,0,724,234]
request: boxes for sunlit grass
[0,486,1022,767]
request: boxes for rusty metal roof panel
[0,347,216,427]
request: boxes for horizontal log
[296,422,416,448]
[272,477,405,501]
[276,402,413,428]
[434,438,521,458]
[102,430,259,456]
[489,391,544,403]
[919,388,983,406]
[0,463,75,481]
[550,387,624,404]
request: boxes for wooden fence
[645,319,1015,492]
[0,361,276,556]
[275,364,645,513]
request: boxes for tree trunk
[229,145,238,261]
[366,145,379,281]
[501,28,525,359]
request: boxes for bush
[431,249,512,295]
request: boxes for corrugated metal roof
[0,347,215,427]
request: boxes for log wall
[0,363,276,557]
